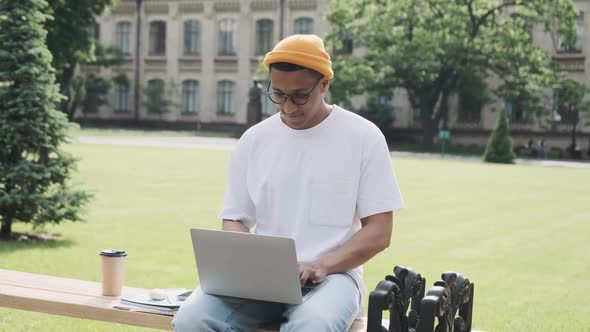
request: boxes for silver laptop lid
[190,228,304,304]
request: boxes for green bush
[483,112,516,164]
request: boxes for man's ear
[321,79,330,93]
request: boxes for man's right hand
[298,261,328,286]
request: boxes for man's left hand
[298,261,328,286]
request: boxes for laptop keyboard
[301,285,315,296]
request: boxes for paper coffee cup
[100,249,127,296]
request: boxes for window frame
[504,99,530,123]
[87,22,100,41]
[294,17,314,35]
[181,80,200,113]
[255,19,274,56]
[217,80,235,115]
[149,20,167,56]
[115,21,132,55]
[114,81,131,113]
[557,10,584,53]
[183,20,201,56]
[218,18,237,56]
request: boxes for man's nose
[281,98,298,114]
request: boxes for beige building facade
[79,0,590,148]
[79,0,331,129]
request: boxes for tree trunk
[133,0,143,123]
[438,87,451,130]
[569,108,579,158]
[58,65,77,121]
[1,182,15,239]
[571,122,577,147]
[422,118,437,147]
[67,77,85,120]
[0,218,12,239]
[407,89,438,147]
[419,95,443,147]
[571,109,579,147]
[410,79,453,147]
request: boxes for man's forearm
[316,212,393,274]
[222,219,250,232]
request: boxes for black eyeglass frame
[265,77,324,106]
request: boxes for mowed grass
[1,141,589,331]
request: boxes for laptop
[190,228,325,304]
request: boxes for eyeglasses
[266,77,323,105]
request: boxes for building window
[83,74,109,113]
[376,95,393,109]
[114,81,131,113]
[558,11,584,52]
[184,20,201,55]
[149,21,166,55]
[88,22,100,41]
[144,78,171,114]
[576,11,584,51]
[219,18,236,56]
[115,22,132,55]
[335,30,353,55]
[217,80,235,114]
[553,87,583,124]
[294,17,313,35]
[182,80,200,113]
[504,100,529,123]
[256,19,274,55]
[510,13,533,42]
[458,96,483,123]
[259,80,276,116]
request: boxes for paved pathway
[77,135,590,169]
[390,150,590,169]
[77,135,238,151]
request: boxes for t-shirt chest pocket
[309,176,356,227]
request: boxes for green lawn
[1,140,589,331]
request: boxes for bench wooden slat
[0,268,147,296]
[0,269,374,331]
[0,277,173,330]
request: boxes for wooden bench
[0,269,376,331]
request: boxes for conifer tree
[0,0,91,239]
[483,112,516,164]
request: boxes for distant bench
[0,269,376,331]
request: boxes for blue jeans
[173,273,360,332]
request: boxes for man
[173,34,404,332]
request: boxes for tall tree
[554,78,590,158]
[0,0,92,239]
[44,0,115,120]
[80,74,112,115]
[326,0,578,145]
[72,43,125,118]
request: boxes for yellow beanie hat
[263,34,334,79]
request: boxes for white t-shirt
[219,105,404,311]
